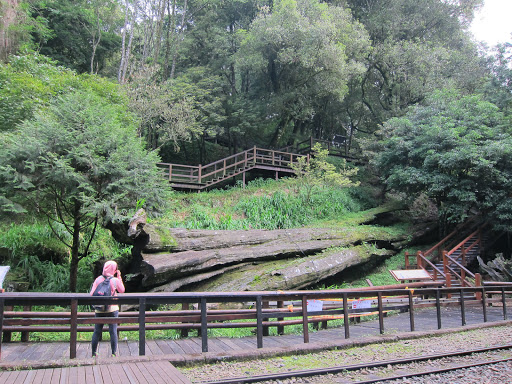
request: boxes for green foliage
[0,220,129,292]
[0,87,170,291]
[160,178,376,230]
[374,89,512,228]
[291,143,360,203]
[0,53,125,131]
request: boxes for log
[139,226,408,287]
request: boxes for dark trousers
[91,310,119,356]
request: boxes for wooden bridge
[158,137,355,190]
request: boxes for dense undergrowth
[0,177,394,293]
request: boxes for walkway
[0,360,191,384]
[1,305,510,371]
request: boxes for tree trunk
[69,201,82,292]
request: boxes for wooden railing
[157,146,305,188]
[2,282,511,361]
[404,218,488,287]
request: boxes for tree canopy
[373,89,512,229]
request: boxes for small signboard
[0,266,10,291]
[351,299,372,310]
[306,299,323,312]
[389,269,432,282]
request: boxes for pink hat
[102,260,118,277]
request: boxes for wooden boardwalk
[0,306,510,384]
[0,361,191,384]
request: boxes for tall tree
[340,0,486,146]
[0,90,170,291]
[237,0,370,147]
[373,89,512,230]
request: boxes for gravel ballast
[180,325,512,383]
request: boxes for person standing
[90,260,125,357]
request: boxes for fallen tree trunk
[109,206,427,292]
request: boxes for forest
[0,0,511,293]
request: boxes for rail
[157,147,305,188]
[2,282,512,361]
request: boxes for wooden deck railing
[157,146,305,188]
[2,282,511,360]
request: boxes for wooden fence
[1,282,511,360]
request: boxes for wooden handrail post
[223,159,226,177]
[200,298,208,352]
[277,300,284,335]
[253,146,256,164]
[0,298,4,360]
[378,292,384,334]
[20,305,31,342]
[169,164,173,181]
[302,296,309,343]
[262,300,269,337]
[416,251,422,269]
[70,299,78,359]
[446,272,452,299]
[408,290,415,332]
[198,165,202,184]
[181,302,189,338]
[138,298,146,356]
[404,252,410,269]
[443,251,448,275]
[475,273,482,300]
[256,296,263,348]
[343,293,349,339]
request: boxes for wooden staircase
[158,146,305,190]
[404,219,489,290]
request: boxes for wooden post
[256,296,263,348]
[20,305,31,342]
[404,252,410,269]
[378,292,384,334]
[198,165,202,184]
[262,300,269,337]
[0,298,4,360]
[169,164,173,182]
[343,293,349,339]
[446,272,452,299]
[302,296,309,343]
[70,299,78,359]
[460,288,466,326]
[277,301,284,335]
[200,298,208,352]
[408,290,415,332]
[138,298,146,356]
[181,302,189,338]
[436,289,442,329]
[482,286,488,323]
[443,251,448,275]
[416,251,422,269]
[475,273,482,301]
[502,287,508,320]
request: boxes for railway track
[198,344,512,384]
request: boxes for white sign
[306,299,323,312]
[0,266,10,290]
[352,299,372,310]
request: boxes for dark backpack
[92,276,113,311]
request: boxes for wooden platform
[0,360,192,384]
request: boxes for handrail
[3,282,463,359]
[418,252,446,279]
[158,146,305,188]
